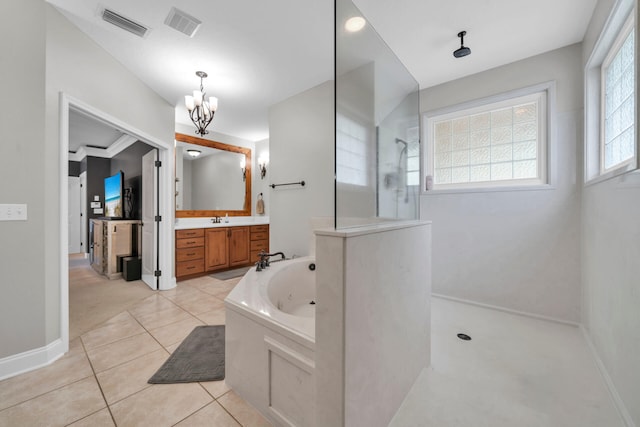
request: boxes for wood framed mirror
[175,133,252,218]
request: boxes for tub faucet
[255,251,286,271]
[263,252,286,266]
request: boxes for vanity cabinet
[176,229,205,277]
[205,228,229,271]
[250,225,269,263]
[176,224,269,280]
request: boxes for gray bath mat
[148,325,225,384]
[210,266,251,281]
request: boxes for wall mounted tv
[104,171,124,219]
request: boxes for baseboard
[580,326,636,427]
[431,293,580,327]
[0,339,65,381]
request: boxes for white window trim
[421,81,556,195]
[584,0,637,186]
[600,12,635,174]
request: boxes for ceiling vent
[101,8,149,38]
[164,7,201,38]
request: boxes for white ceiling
[68,109,125,152]
[49,0,597,144]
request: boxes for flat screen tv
[104,171,124,219]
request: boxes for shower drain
[457,333,472,341]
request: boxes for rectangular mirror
[175,133,252,217]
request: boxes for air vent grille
[102,8,148,38]
[164,7,201,38]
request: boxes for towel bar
[270,180,305,189]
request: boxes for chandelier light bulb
[185,71,217,136]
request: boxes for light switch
[0,204,28,221]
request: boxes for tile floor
[0,266,624,426]
[0,268,271,427]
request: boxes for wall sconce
[240,158,246,182]
[258,153,269,179]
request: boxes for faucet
[255,251,286,271]
[211,217,222,224]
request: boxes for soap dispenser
[225,213,229,223]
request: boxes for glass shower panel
[335,0,420,229]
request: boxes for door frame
[59,92,176,352]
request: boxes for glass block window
[337,114,369,186]
[602,25,635,171]
[426,90,546,189]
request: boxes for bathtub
[224,257,316,426]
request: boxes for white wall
[254,139,271,217]
[581,1,640,425]
[315,222,431,426]
[269,81,335,257]
[420,44,583,322]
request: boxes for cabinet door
[206,228,229,271]
[229,226,250,267]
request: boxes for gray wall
[420,44,583,322]
[581,1,640,424]
[0,0,175,363]
[269,81,335,257]
[0,0,47,359]
[42,4,175,347]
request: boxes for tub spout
[256,251,286,271]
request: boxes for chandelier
[185,71,218,136]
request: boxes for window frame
[584,0,637,185]
[422,82,554,194]
[599,12,635,174]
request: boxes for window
[585,2,636,183]
[336,114,368,186]
[601,18,635,172]
[405,126,420,186]
[425,89,547,190]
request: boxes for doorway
[59,93,175,352]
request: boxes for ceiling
[49,0,598,145]
[68,109,126,152]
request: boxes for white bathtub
[225,257,316,426]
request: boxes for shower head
[453,31,471,58]
[395,138,408,148]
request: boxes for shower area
[335,0,420,227]
[313,1,431,426]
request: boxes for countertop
[174,216,269,230]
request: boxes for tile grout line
[78,336,118,427]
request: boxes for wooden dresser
[176,224,269,281]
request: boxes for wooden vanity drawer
[250,250,263,263]
[176,259,204,276]
[176,237,204,249]
[251,225,269,234]
[176,229,205,239]
[250,231,268,241]
[176,247,204,262]
[250,239,268,251]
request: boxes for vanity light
[186,149,201,158]
[185,71,218,136]
[258,153,269,179]
[240,158,246,182]
[345,16,366,32]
